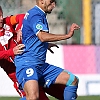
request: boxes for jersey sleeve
[4,14,25,31]
[30,15,49,35]
[0,48,14,60]
[10,14,25,31]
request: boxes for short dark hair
[0,6,3,12]
[50,0,56,4]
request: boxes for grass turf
[0,96,100,100]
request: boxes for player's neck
[35,5,45,14]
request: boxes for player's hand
[48,43,59,53]
[13,44,25,55]
[67,23,80,38]
[16,29,22,42]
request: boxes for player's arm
[4,14,25,42]
[48,43,59,53]
[0,48,14,59]
[10,14,25,42]
[4,14,25,29]
[30,15,80,42]
[0,44,25,59]
[37,23,80,42]
[10,14,25,30]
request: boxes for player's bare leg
[24,80,39,100]
[55,71,79,100]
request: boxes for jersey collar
[35,5,47,17]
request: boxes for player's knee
[72,76,79,85]
[27,94,39,100]
[28,97,39,100]
[66,71,79,86]
[26,91,39,100]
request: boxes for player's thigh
[24,80,39,96]
[41,63,63,87]
[55,71,78,85]
[16,66,39,93]
[55,71,70,85]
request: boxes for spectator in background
[15,0,80,100]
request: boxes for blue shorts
[16,63,63,88]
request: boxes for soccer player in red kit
[0,6,65,100]
[0,6,26,98]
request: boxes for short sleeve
[30,15,49,35]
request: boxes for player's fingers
[17,50,24,54]
[75,24,80,28]
[55,44,59,48]
[48,48,54,53]
[18,44,25,47]
[73,26,80,30]
[72,23,80,29]
[75,25,79,28]
[17,44,25,49]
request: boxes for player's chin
[47,11,52,14]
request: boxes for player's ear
[40,0,44,4]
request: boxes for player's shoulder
[3,15,12,20]
[3,15,12,25]
[29,7,40,16]
[28,9,41,20]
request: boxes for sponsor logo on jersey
[36,24,43,30]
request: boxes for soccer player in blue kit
[14,0,80,100]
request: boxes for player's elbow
[37,31,46,42]
[40,38,46,42]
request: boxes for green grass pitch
[0,96,100,100]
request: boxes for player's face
[44,0,56,14]
[0,10,3,28]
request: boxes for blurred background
[1,0,100,45]
[0,0,100,99]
